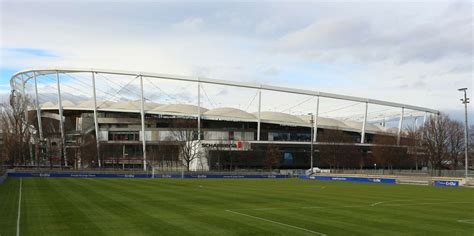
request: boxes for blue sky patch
[0,67,17,85]
[3,47,57,58]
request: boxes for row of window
[107,131,317,142]
[109,132,139,141]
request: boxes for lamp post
[309,113,314,175]
[458,88,470,178]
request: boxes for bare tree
[446,120,464,169]
[318,129,348,171]
[0,92,33,167]
[420,114,462,175]
[167,119,201,171]
[80,133,98,168]
[264,144,280,171]
[405,125,423,170]
[372,135,398,173]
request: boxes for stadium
[9,68,439,172]
[2,68,473,236]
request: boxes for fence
[328,168,474,177]
[7,169,288,179]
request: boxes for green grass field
[1,177,473,236]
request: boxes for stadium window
[109,132,139,141]
[283,152,294,165]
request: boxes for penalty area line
[225,209,326,235]
[16,178,23,236]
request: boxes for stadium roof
[204,107,256,121]
[12,67,439,114]
[254,111,307,125]
[16,67,440,137]
[61,100,76,108]
[108,101,161,110]
[299,115,348,129]
[343,120,384,133]
[152,104,208,115]
[38,100,396,135]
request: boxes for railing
[328,168,474,177]
[11,168,281,176]
[9,167,473,178]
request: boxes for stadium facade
[10,68,439,171]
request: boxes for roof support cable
[244,91,259,111]
[145,77,180,103]
[96,72,140,99]
[97,75,140,108]
[200,84,217,108]
[280,96,314,113]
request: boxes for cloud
[0,1,472,123]
[275,13,472,64]
[261,67,279,76]
[171,17,204,33]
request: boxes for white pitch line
[371,198,444,207]
[232,200,470,212]
[16,178,23,236]
[381,201,471,207]
[457,219,474,225]
[225,209,326,235]
[371,200,414,207]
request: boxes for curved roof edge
[11,67,439,114]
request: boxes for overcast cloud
[0,0,472,123]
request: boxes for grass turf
[0,177,473,235]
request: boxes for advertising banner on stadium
[432,180,459,187]
[8,172,287,179]
[301,175,396,184]
[200,140,251,151]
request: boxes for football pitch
[1,178,473,235]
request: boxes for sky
[0,0,472,124]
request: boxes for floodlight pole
[257,89,262,141]
[314,96,319,143]
[56,71,67,167]
[33,72,43,141]
[361,102,368,144]
[91,72,101,168]
[140,75,147,171]
[309,113,314,175]
[197,81,201,140]
[397,107,404,145]
[458,88,470,178]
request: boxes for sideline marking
[232,200,470,212]
[457,219,474,225]
[225,209,326,235]
[16,178,23,236]
[371,198,443,207]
